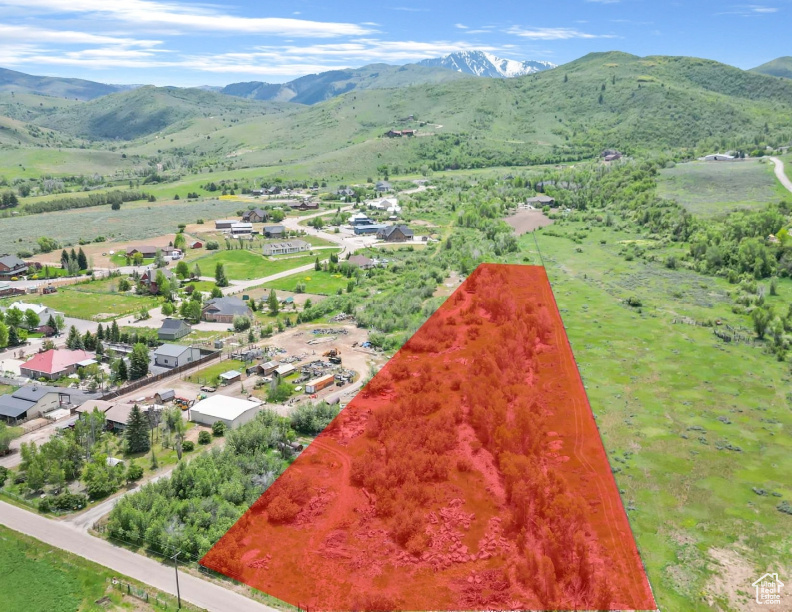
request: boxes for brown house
[201,297,253,324]
[377,225,414,242]
[0,254,28,278]
[288,201,319,211]
[242,209,267,223]
[126,245,158,258]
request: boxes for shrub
[126,463,144,481]
[198,431,212,445]
[212,421,226,437]
[181,440,195,452]
[0,466,8,486]
[205,241,219,250]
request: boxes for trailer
[305,374,335,394]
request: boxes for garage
[189,395,263,430]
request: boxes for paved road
[0,501,276,612]
[769,157,792,194]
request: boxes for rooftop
[154,344,192,358]
[21,349,91,375]
[192,395,262,420]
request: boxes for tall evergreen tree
[7,326,19,347]
[129,343,149,380]
[268,289,279,314]
[66,325,84,350]
[96,323,104,341]
[69,248,77,263]
[77,248,88,271]
[60,249,69,269]
[110,320,120,343]
[116,358,128,381]
[125,404,151,453]
[215,262,229,287]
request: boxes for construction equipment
[323,348,342,364]
[174,397,193,411]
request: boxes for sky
[0,0,789,86]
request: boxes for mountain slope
[34,86,291,140]
[0,67,126,100]
[419,51,555,78]
[750,57,792,79]
[220,63,471,105]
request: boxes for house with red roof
[20,349,91,381]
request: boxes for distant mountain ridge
[418,51,556,78]
[218,63,471,105]
[750,57,792,79]
[0,67,136,100]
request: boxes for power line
[532,231,546,268]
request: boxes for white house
[190,395,263,429]
[2,302,62,322]
[153,345,201,369]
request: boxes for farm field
[0,198,255,255]
[656,160,779,216]
[259,269,350,295]
[0,526,194,612]
[519,222,792,612]
[1,288,159,322]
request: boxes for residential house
[104,402,145,431]
[524,194,556,207]
[262,240,311,256]
[0,254,28,279]
[157,318,192,341]
[288,201,319,211]
[377,225,414,242]
[141,268,174,294]
[190,395,262,430]
[385,130,402,138]
[375,181,392,192]
[229,222,254,236]
[75,399,115,416]
[161,246,182,260]
[263,225,286,238]
[125,245,158,258]
[251,188,265,196]
[20,349,91,380]
[703,153,735,161]
[336,188,355,198]
[153,345,201,369]
[2,302,62,323]
[201,297,252,324]
[349,212,375,227]
[242,209,267,223]
[346,255,375,270]
[603,153,622,162]
[0,385,71,423]
[265,186,282,195]
[214,220,236,229]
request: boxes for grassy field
[516,222,792,611]
[186,359,247,386]
[0,525,197,612]
[657,160,780,216]
[192,249,338,282]
[1,289,159,322]
[260,270,350,295]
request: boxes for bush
[198,430,212,445]
[626,296,643,307]
[40,492,88,513]
[181,440,195,452]
[0,466,8,487]
[212,421,226,437]
[205,241,220,250]
[126,463,144,481]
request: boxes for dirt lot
[505,209,553,235]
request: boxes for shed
[219,370,242,385]
[154,389,176,404]
[275,363,296,377]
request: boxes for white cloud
[455,23,469,29]
[506,26,618,39]
[0,0,373,37]
[0,24,160,47]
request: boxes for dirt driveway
[505,209,554,235]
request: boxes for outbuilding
[219,370,242,385]
[190,395,263,430]
[305,374,335,394]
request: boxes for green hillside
[221,63,472,104]
[33,85,293,140]
[750,56,792,79]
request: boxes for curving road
[0,500,276,612]
[769,157,792,194]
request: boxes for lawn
[192,249,339,282]
[1,289,159,322]
[516,221,792,611]
[185,359,247,386]
[260,270,351,295]
[657,160,779,217]
[0,525,198,612]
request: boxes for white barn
[190,395,263,430]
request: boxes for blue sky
[0,0,789,86]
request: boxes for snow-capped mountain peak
[418,50,555,78]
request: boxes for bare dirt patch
[706,547,788,611]
[505,209,553,236]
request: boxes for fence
[110,578,185,610]
[100,350,221,400]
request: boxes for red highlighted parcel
[201,264,657,611]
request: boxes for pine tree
[116,358,128,381]
[268,289,279,314]
[110,320,120,343]
[129,343,149,380]
[96,323,104,340]
[66,325,83,350]
[215,262,229,287]
[69,248,77,263]
[77,248,88,271]
[125,404,151,453]
[60,249,69,269]
[7,326,19,347]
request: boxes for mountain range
[418,51,555,78]
[750,57,792,80]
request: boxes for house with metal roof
[219,370,242,385]
[0,254,28,278]
[20,349,91,380]
[376,225,414,242]
[157,318,192,341]
[190,395,262,430]
[0,385,71,423]
[152,344,201,369]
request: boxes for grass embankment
[1,289,159,322]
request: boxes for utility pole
[172,551,182,609]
